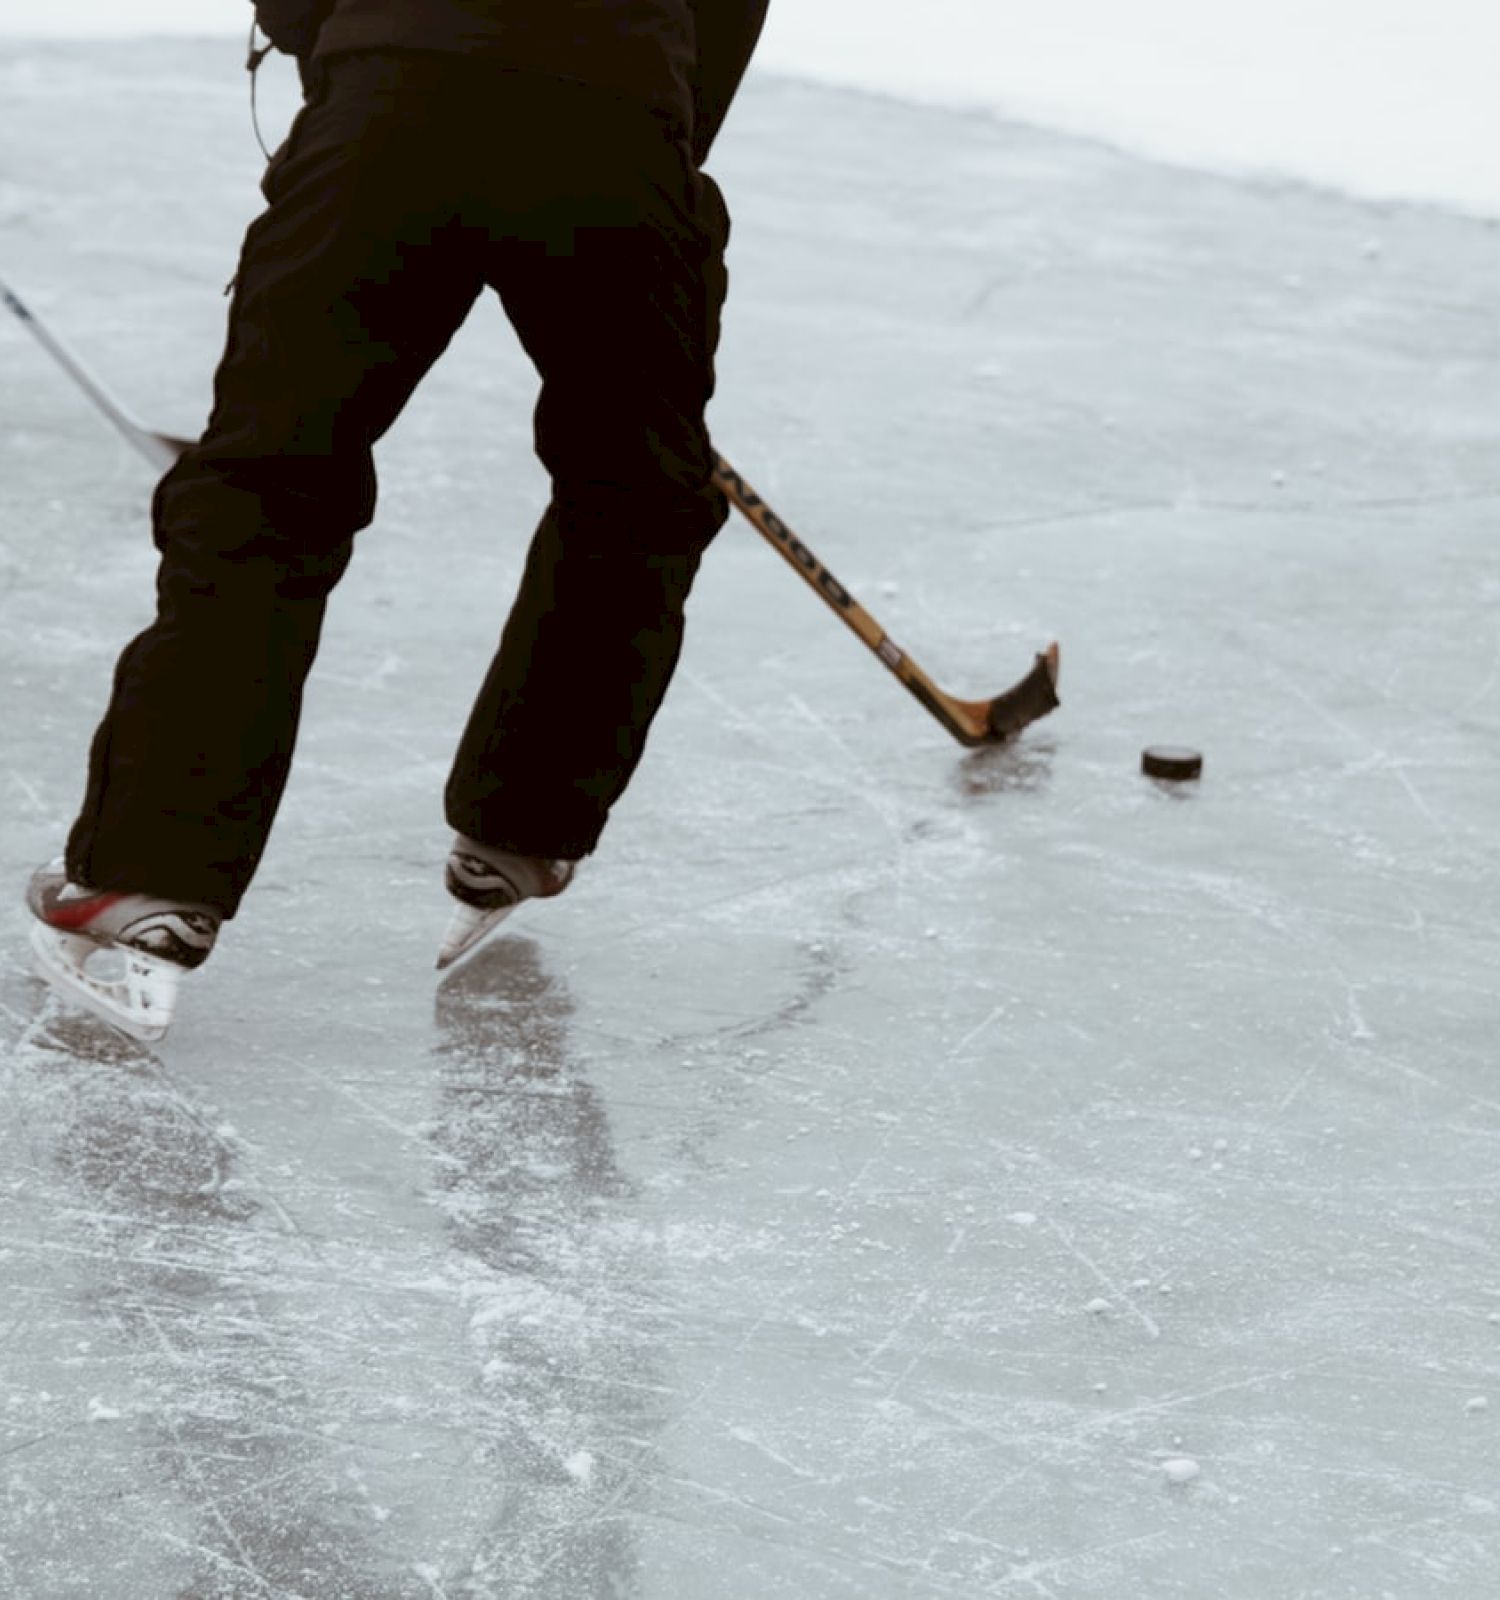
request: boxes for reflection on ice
[6,998,408,1599]
[953,733,1057,800]
[2,942,665,1598]
[431,942,663,1597]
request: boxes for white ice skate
[26,861,219,1042]
[436,839,575,971]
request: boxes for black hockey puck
[1142,745,1203,781]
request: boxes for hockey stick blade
[1,271,190,473]
[934,641,1061,747]
[713,455,1060,747]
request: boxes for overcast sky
[1,0,1496,216]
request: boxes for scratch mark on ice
[950,1005,1004,1059]
[682,665,771,740]
[262,1047,429,1147]
[1362,1046,1500,1121]
[786,692,907,859]
[413,1564,453,1599]
[1275,671,1450,833]
[724,1423,820,1480]
[857,1287,933,1372]
[6,771,46,817]
[1042,1218,1161,1340]
[146,1523,316,1600]
[0,1431,59,1461]
[996,1532,1172,1594]
[143,1436,297,1598]
[1344,987,1375,1042]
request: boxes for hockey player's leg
[43,53,486,1033]
[441,95,730,963]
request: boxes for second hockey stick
[1,273,191,474]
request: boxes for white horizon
[2,0,1497,218]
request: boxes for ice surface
[2,38,1500,1600]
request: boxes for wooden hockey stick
[3,273,1059,746]
[713,457,1059,746]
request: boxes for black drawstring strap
[247,19,275,162]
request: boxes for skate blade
[30,924,181,1043]
[435,901,517,972]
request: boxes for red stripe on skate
[47,893,126,930]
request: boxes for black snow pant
[64,52,730,918]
